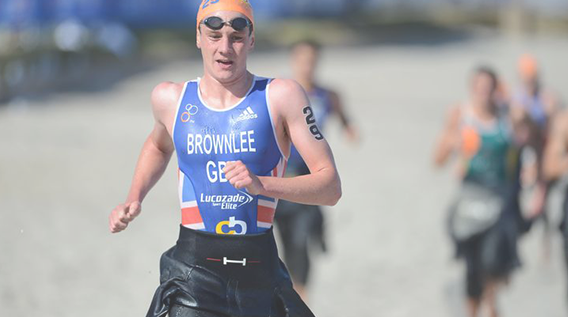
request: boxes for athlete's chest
[172,79,280,175]
[178,104,270,157]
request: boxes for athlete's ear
[196,27,202,49]
[249,33,255,51]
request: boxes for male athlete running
[108,1,341,316]
[274,39,357,301]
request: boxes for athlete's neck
[200,71,254,110]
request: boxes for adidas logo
[234,107,258,122]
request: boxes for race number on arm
[258,78,341,206]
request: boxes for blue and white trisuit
[147,76,314,317]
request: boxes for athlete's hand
[223,161,264,195]
[109,201,142,233]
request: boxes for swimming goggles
[201,16,252,32]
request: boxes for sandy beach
[1,31,567,316]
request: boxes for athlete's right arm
[109,82,181,233]
[433,106,461,167]
[543,112,568,181]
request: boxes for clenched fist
[223,160,264,195]
[109,201,141,233]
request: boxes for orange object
[461,127,481,157]
[518,53,538,80]
[197,0,254,26]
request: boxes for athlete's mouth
[217,59,234,66]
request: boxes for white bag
[449,183,504,242]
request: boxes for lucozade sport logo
[199,190,253,210]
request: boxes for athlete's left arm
[223,79,341,206]
[328,90,359,142]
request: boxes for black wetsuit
[147,226,314,317]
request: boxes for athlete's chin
[212,69,242,84]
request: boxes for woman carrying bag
[433,66,523,317]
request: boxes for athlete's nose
[218,35,233,55]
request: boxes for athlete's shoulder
[151,81,185,109]
[268,78,304,93]
[151,81,186,121]
[267,78,308,108]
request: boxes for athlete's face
[291,44,319,83]
[197,11,254,83]
[471,72,496,106]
